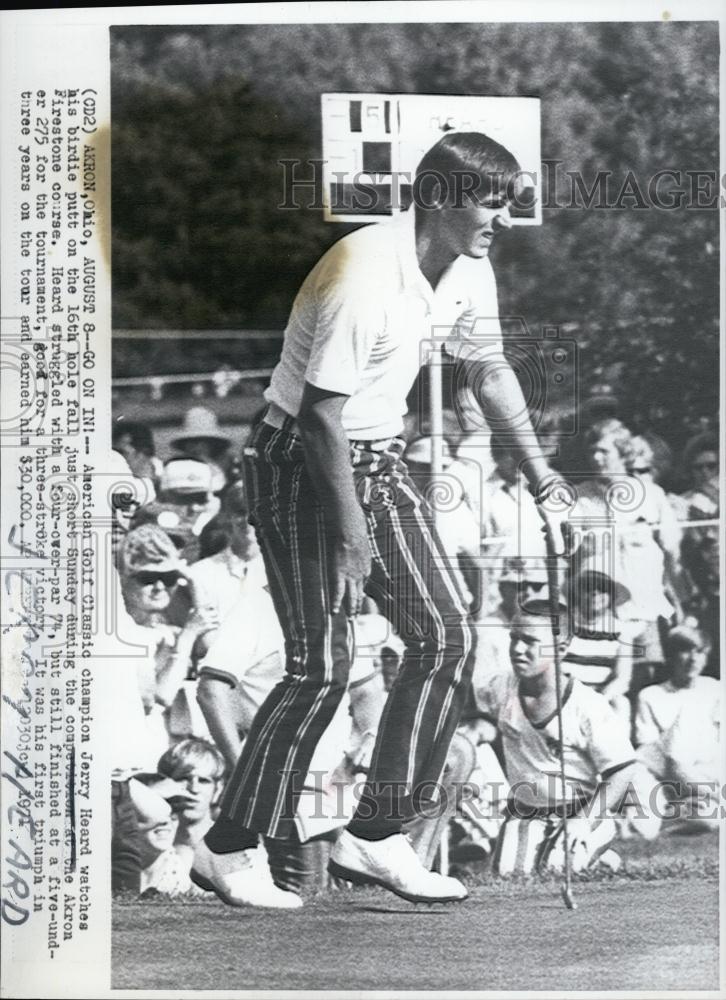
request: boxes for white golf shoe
[190,841,303,909]
[328,830,468,903]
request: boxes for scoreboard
[321,93,541,225]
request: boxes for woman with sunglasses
[119,525,220,751]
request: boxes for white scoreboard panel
[321,93,541,225]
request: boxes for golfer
[192,132,567,908]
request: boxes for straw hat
[171,407,231,449]
[568,564,631,609]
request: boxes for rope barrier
[478,518,719,547]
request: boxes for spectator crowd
[110,396,720,896]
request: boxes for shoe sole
[189,867,303,910]
[328,860,467,904]
[190,867,236,906]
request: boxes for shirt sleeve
[443,257,504,366]
[580,687,636,775]
[473,670,511,723]
[304,250,386,396]
[652,483,681,556]
[199,586,283,684]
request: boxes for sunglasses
[631,466,652,474]
[133,571,181,587]
[167,491,210,506]
[517,581,546,592]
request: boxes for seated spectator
[476,608,659,876]
[570,418,685,693]
[124,775,193,896]
[170,405,232,493]
[156,739,226,851]
[111,566,176,773]
[635,623,719,830]
[455,561,554,859]
[470,556,550,686]
[118,525,219,749]
[158,457,221,541]
[563,565,640,733]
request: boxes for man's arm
[592,760,639,816]
[297,382,371,616]
[462,357,567,552]
[196,675,244,773]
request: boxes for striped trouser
[492,813,617,875]
[219,418,475,840]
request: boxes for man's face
[229,515,258,561]
[439,193,512,259]
[162,489,212,516]
[137,805,178,868]
[180,438,217,462]
[167,758,220,823]
[589,434,625,476]
[572,579,611,621]
[671,642,709,686]
[691,449,718,491]
[509,616,553,681]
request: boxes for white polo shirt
[265,209,504,440]
[477,672,635,810]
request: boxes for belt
[263,403,402,453]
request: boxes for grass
[113,830,720,992]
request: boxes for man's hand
[531,473,574,557]
[298,383,373,618]
[185,604,220,637]
[331,531,371,617]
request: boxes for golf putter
[545,531,577,911]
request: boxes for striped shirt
[563,627,621,690]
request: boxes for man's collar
[393,209,433,302]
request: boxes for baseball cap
[160,459,213,495]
